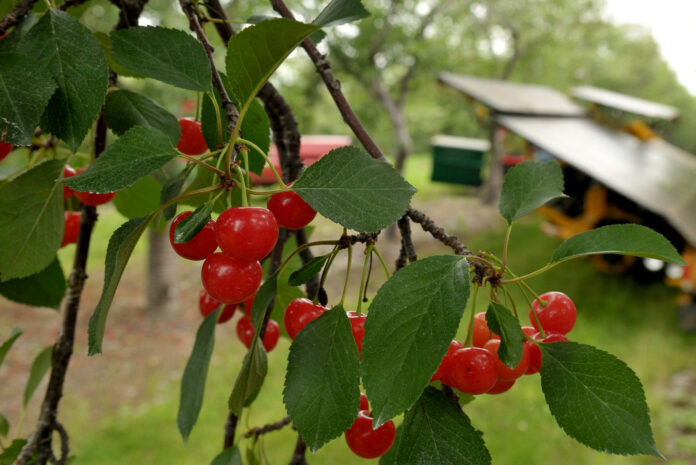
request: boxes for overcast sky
[604,0,696,95]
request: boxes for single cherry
[169,211,218,261]
[526,332,569,375]
[431,340,464,383]
[267,191,317,230]
[447,347,499,395]
[241,295,255,317]
[486,378,516,395]
[61,212,81,247]
[284,298,326,339]
[470,312,499,347]
[216,207,278,262]
[483,338,530,381]
[0,142,12,161]
[62,165,77,200]
[201,253,262,304]
[198,288,236,323]
[346,312,366,353]
[73,168,116,206]
[236,316,279,352]
[529,291,577,335]
[359,393,369,411]
[345,410,396,459]
[176,118,208,155]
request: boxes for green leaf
[228,340,268,415]
[0,160,64,281]
[18,9,108,151]
[539,341,660,457]
[174,204,212,244]
[313,0,370,27]
[161,168,192,220]
[210,447,242,465]
[61,126,177,193]
[0,439,27,465]
[104,89,181,144]
[88,216,151,355]
[0,259,65,310]
[498,161,566,224]
[113,176,163,219]
[23,346,52,407]
[178,307,220,441]
[225,19,319,120]
[111,26,211,92]
[0,413,9,437]
[200,74,269,175]
[392,387,491,465]
[0,328,23,369]
[0,13,37,53]
[293,146,416,232]
[550,224,686,265]
[485,302,523,369]
[93,31,146,79]
[284,305,360,451]
[250,273,278,331]
[362,255,470,427]
[0,52,57,146]
[288,254,330,286]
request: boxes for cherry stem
[500,223,513,275]
[356,245,373,315]
[463,284,479,347]
[157,184,222,217]
[244,186,289,196]
[466,254,497,273]
[240,147,251,187]
[370,246,391,280]
[499,262,556,284]
[236,137,288,189]
[316,247,339,304]
[177,153,224,176]
[233,165,249,206]
[277,240,340,278]
[339,241,353,306]
[502,286,519,318]
[207,90,224,149]
[195,91,202,122]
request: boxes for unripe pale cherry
[284,298,327,339]
[176,118,208,155]
[198,288,236,324]
[267,190,317,230]
[216,207,279,262]
[345,410,396,459]
[236,316,279,352]
[169,211,218,261]
[201,253,262,304]
[529,291,577,335]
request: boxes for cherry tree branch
[242,416,292,438]
[407,208,471,256]
[396,215,417,271]
[0,0,37,35]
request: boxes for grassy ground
[2,154,695,464]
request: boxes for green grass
[59,217,696,465]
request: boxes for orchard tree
[0,0,687,464]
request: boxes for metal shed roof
[497,115,696,245]
[430,135,490,151]
[439,72,586,116]
[572,86,679,120]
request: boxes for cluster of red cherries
[432,291,576,396]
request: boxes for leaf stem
[339,242,353,306]
[234,166,249,206]
[500,263,556,284]
[464,285,479,347]
[237,137,287,188]
[177,153,225,176]
[466,254,497,273]
[500,223,513,274]
[245,186,289,196]
[371,246,391,280]
[195,91,202,121]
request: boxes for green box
[431,135,489,186]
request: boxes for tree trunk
[482,122,505,205]
[147,227,178,315]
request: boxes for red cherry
[198,288,236,323]
[345,410,396,459]
[526,332,569,375]
[242,295,255,317]
[346,312,366,353]
[447,347,498,395]
[236,316,280,352]
[62,165,76,200]
[541,333,569,344]
[283,298,326,339]
[169,211,217,260]
[483,338,530,381]
[201,253,262,304]
[431,340,464,383]
[486,378,516,395]
[60,212,81,247]
[73,168,116,206]
[176,118,208,156]
[0,142,12,161]
[267,191,317,230]
[529,291,577,335]
[359,393,369,411]
[470,312,499,347]
[216,207,279,262]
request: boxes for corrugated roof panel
[439,72,586,116]
[497,115,696,245]
[571,86,679,120]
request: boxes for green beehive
[430,135,490,186]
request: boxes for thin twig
[243,416,292,439]
[407,208,471,256]
[396,215,417,271]
[58,0,90,11]
[0,0,38,35]
[288,435,308,465]
[52,422,69,465]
